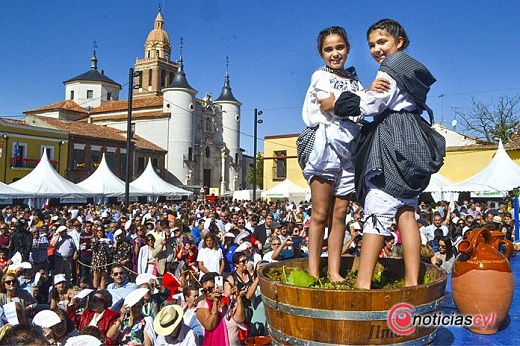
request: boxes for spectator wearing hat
[154,304,196,346]
[18,264,38,296]
[234,242,262,275]
[28,225,49,273]
[51,226,78,284]
[50,273,70,310]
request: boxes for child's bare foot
[328,273,345,283]
[404,280,418,287]
[355,279,372,290]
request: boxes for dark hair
[317,26,350,57]
[0,324,50,345]
[111,263,124,274]
[232,251,248,266]
[78,325,104,343]
[384,235,394,244]
[200,272,218,286]
[438,236,454,261]
[182,285,198,299]
[367,19,410,50]
[92,289,112,309]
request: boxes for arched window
[148,69,153,86]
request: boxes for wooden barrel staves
[258,257,448,345]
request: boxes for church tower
[64,46,121,113]
[162,41,198,187]
[215,59,242,192]
[134,8,179,98]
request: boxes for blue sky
[1,1,519,155]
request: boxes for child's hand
[318,92,335,112]
[369,78,390,93]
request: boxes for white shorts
[362,187,418,236]
[303,123,357,196]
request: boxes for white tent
[9,149,95,206]
[423,173,459,203]
[445,140,520,195]
[0,182,29,204]
[77,153,145,202]
[131,159,193,201]
[232,189,262,201]
[262,179,307,203]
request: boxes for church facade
[25,10,248,194]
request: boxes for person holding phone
[196,272,245,345]
[223,252,260,337]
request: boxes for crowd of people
[0,197,514,345]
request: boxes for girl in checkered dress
[301,26,388,281]
[324,19,445,289]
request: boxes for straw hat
[153,304,184,336]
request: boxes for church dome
[146,12,170,44]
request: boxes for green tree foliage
[458,95,520,143]
[246,152,263,190]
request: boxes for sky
[1,0,520,156]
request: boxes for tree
[458,95,520,143]
[246,152,263,190]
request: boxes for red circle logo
[387,303,415,335]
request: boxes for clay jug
[452,228,514,334]
[489,230,514,260]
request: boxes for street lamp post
[125,68,141,207]
[253,108,263,201]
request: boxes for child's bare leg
[327,196,349,282]
[308,177,333,277]
[355,233,384,289]
[396,206,420,287]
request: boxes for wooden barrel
[258,257,447,345]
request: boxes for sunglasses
[147,239,155,242]
[237,259,248,264]
[5,280,16,285]
[92,296,105,303]
[112,272,124,276]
